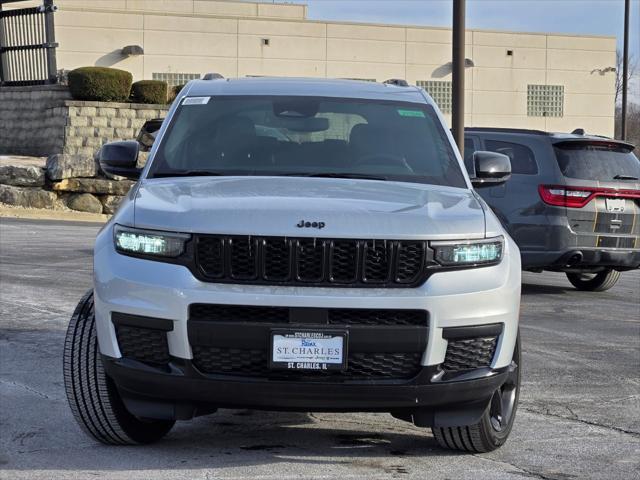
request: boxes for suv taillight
[539,185,640,208]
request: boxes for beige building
[8,0,618,135]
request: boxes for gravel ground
[1,217,638,480]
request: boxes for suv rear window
[554,142,640,181]
[150,96,467,188]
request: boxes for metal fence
[0,0,58,86]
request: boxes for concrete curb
[0,204,109,223]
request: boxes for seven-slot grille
[195,235,430,287]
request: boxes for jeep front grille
[194,235,431,287]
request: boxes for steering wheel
[356,153,414,173]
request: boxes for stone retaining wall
[1,85,171,215]
[0,85,72,157]
[0,85,169,159]
[0,155,134,215]
[62,101,169,157]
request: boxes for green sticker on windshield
[397,109,425,118]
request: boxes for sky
[260,0,639,74]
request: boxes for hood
[132,177,486,240]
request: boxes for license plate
[270,330,347,371]
[605,198,625,212]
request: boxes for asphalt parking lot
[1,217,638,480]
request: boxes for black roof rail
[464,127,550,136]
[383,78,409,87]
[202,72,224,80]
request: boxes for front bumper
[95,228,520,367]
[93,223,521,417]
[103,355,510,426]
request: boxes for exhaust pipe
[563,251,583,268]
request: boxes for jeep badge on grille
[297,220,325,229]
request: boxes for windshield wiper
[613,174,639,180]
[281,172,388,181]
[152,170,225,178]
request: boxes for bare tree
[614,49,638,106]
[612,50,640,143]
[616,102,640,146]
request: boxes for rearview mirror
[137,118,164,151]
[99,141,141,180]
[471,151,511,187]
[280,116,329,132]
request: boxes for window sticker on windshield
[183,96,210,106]
[397,109,425,118]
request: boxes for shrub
[168,83,186,103]
[131,80,168,104]
[68,67,133,102]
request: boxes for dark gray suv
[465,128,640,291]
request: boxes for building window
[527,84,564,117]
[152,72,201,87]
[417,80,452,114]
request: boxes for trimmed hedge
[168,83,186,103]
[131,80,168,104]
[68,67,133,102]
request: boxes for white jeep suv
[63,77,521,453]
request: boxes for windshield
[554,142,640,181]
[149,95,467,188]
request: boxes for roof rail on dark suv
[202,72,224,80]
[465,127,550,136]
[383,78,409,87]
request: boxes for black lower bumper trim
[442,323,503,339]
[102,355,508,415]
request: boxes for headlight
[431,236,504,267]
[114,225,190,258]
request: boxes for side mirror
[471,151,511,187]
[99,140,141,180]
[137,118,164,151]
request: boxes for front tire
[432,333,521,453]
[566,269,620,292]
[63,290,174,445]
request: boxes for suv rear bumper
[522,248,640,271]
[510,203,639,270]
[103,355,510,426]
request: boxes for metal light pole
[452,0,465,156]
[43,0,58,84]
[0,2,6,85]
[621,0,630,140]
